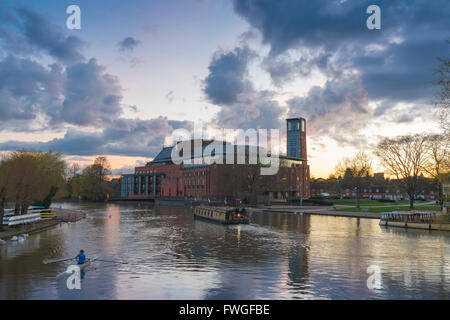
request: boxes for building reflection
[150,206,312,298]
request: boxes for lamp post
[299,182,303,208]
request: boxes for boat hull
[379,220,450,231]
[193,206,249,225]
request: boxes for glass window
[288,120,300,131]
[301,119,305,132]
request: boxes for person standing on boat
[75,250,86,265]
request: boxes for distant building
[311,173,440,201]
[120,118,311,202]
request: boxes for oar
[96,259,128,264]
[43,257,75,265]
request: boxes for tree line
[0,152,116,230]
[334,133,448,209]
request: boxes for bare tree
[335,152,372,208]
[423,134,450,208]
[375,135,428,209]
[70,162,80,177]
[433,41,449,138]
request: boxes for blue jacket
[76,253,86,265]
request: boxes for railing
[381,211,436,223]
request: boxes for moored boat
[193,206,249,224]
[379,211,450,231]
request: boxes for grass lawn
[337,204,441,213]
[334,199,423,207]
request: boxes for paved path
[247,205,381,219]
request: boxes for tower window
[288,120,300,131]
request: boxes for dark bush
[377,199,395,203]
[292,198,334,206]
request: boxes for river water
[0,202,449,299]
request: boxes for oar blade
[43,257,74,265]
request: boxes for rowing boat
[56,256,99,278]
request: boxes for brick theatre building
[120,118,310,203]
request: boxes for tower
[286,118,307,160]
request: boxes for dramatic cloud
[117,37,141,52]
[15,7,85,64]
[233,0,448,108]
[287,75,371,144]
[0,117,193,157]
[204,46,285,130]
[0,57,124,129]
[213,94,285,130]
[0,6,192,159]
[52,58,124,126]
[0,56,64,127]
[204,46,257,105]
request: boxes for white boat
[56,256,100,278]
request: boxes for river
[0,202,449,299]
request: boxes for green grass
[334,200,421,207]
[337,204,441,213]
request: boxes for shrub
[301,199,334,206]
[377,199,396,203]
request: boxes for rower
[75,249,86,265]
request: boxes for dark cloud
[0,57,124,128]
[233,0,448,116]
[204,46,257,105]
[0,5,192,158]
[0,56,64,127]
[203,45,285,129]
[16,7,85,64]
[0,117,193,157]
[117,37,141,52]
[54,58,124,126]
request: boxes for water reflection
[0,202,449,299]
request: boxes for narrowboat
[193,206,249,224]
[379,211,450,231]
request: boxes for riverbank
[0,209,85,240]
[53,208,86,222]
[247,205,382,219]
[0,219,60,240]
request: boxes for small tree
[423,134,450,209]
[72,156,113,201]
[375,134,428,209]
[335,152,372,208]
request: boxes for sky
[0,0,448,177]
